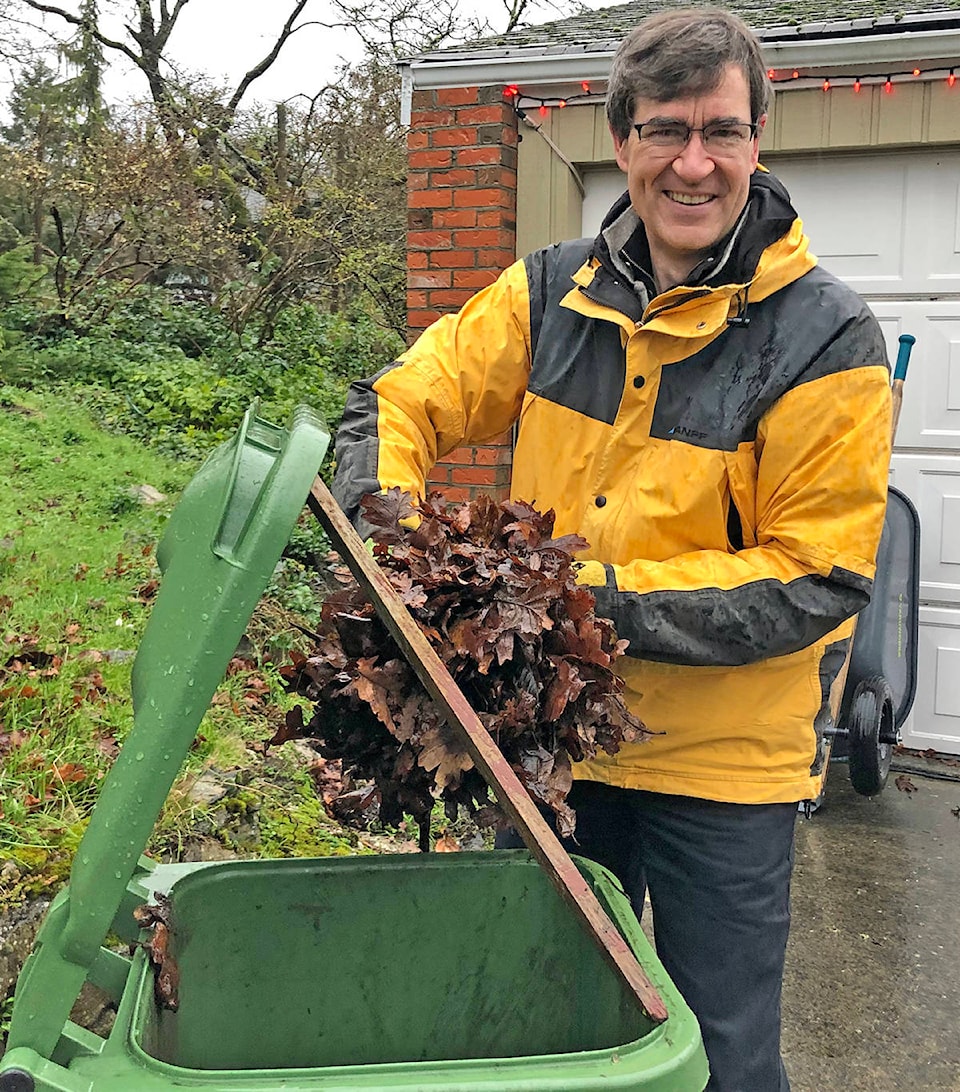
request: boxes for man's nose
[671,133,717,182]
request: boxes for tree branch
[21,0,141,63]
[226,0,309,115]
[21,0,81,27]
[222,134,266,187]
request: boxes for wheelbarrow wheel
[847,675,896,797]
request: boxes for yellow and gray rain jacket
[333,170,892,804]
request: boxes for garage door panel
[580,169,624,240]
[772,151,960,294]
[889,454,960,606]
[899,606,960,754]
[771,155,910,290]
[915,156,960,290]
[869,302,960,450]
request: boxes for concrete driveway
[782,757,960,1091]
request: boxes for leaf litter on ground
[271,490,651,839]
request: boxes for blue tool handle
[894,333,915,382]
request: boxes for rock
[129,484,166,505]
[0,899,50,1001]
[185,769,233,806]
[101,649,136,663]
[289,739,322,765]
[181,837,240,863]
[0,860,21,886]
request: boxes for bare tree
[326,0,580,59]
[15,0,318,140]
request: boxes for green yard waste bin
[0,403,708,1092]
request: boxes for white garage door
[582,149,960,754]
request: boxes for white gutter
[399,63,414,127]
[402,26,960,98]
[406,50,615,93]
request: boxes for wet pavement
[781,762,960,1091]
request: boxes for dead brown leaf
[96,735,120,761]
[52,763,88,784]
[0,729,28,754]
[269,705,306,746]
[417,722,474,790]
[133,895,180,1012]
[308,757,344,812]
[134,579,160,603]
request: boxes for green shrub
[263,303,403,380]
[0,245,43,307]
[1,289,401,463]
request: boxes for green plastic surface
[1,404,708,1092]
[3,854,707,1090]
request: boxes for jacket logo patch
[669,426,708,440]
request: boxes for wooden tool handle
[308,478,668,1023]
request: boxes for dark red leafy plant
[273,490,649,838]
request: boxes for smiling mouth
[665,191,714,206]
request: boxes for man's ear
[750,114,767,169]
[611,124,630,173]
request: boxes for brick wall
[407,85,518,504]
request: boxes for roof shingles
[422,0,960,58]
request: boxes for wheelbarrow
[811,333,921,807]
[0,403,707,1091]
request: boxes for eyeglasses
[633,120,758,153]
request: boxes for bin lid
[61,402,330,968]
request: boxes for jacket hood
[588,169,807,322]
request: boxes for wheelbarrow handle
[891,333,916,443]
[893,333,916,382]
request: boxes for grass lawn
[0,386,368,911]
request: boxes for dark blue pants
[497,781,796,1091]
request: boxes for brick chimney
[406,85,518,504]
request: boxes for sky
[8,0,617,113]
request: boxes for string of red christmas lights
[504,65,958,114]
[503,80,602,116]
[769,64,957,93]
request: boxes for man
[333,8,892,1089]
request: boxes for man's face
[611,65,763,285]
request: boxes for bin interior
[135,853,655,1072]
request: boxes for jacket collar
[584,169,800,324]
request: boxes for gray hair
[606,8,771,140]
